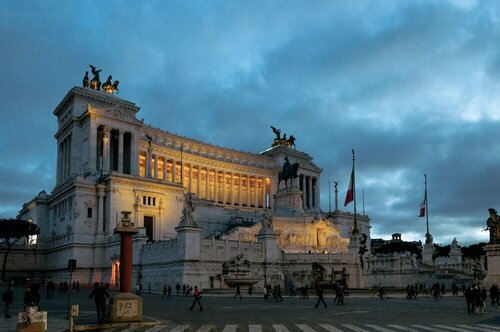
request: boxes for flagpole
[425,174,430,239]
[352,149,359,234]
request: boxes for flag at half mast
[419,176,428,217]
[344,167,354,206]
[419,195,426,217]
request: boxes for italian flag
[419,196,426,217]
[344,168,354,206]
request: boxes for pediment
[92,106,142,125]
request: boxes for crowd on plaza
[2,279,500,324]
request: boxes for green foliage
[460,242,487,260]
[373,242,422,259]
[0,219,40,247]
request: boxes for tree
[0,219,40,281]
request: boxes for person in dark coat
[23,286,35,310]
[336,284,345,305]
[465,284,474,314]
[234,285,242,300]
[314,285,327,308]
[2,285,13,318]
[189,286,203,311]
[89,282,109,324]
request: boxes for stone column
[154,154,158,179]
[56,142,61,183]
[307,176,313,209]
[97,184,106,236]
[67,135,72,177]
[314,177,320,209]
[197,165,202,198]
[118,130,124,173]
[246,175,251,207]
[254,176,259,207]
[61,139,66,180]
[214,169,219,203]
[172,159,177,183]
[238,173,242,206]
[205,167,210,200]
[301,175,306,209]
[222,170,226,204]
[230,173,235,205]
[263,177,267,208]
[120,233,133,292]
[189,164,193,193]
[103,128,110,173]
[90,122,98,174]
[163,157,167,182]
[129,133,137,176]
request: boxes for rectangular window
[87,207,92,219]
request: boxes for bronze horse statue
[278,162,299,188]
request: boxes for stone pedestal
[112,292,143,322]
[422,242,434,265]
[175,225,202,260]
[482,244,500,288]
[273,187,304,217]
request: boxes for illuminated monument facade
[19,74,370,289]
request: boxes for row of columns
[145,152,270,208]
[57,134,72,183]
[301,174,319,210]
[96,126,136,175]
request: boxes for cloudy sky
[1,0,499,245]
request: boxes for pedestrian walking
[2,285,13,318]
[314,285,327,308]
[176,283,180,295]
[167,285,172,298]
[234,285,242,299]
[89,282,109,324]
[490,284,499,305]
[189,286,203,311]
[290,283,296,296]
[248,285,253,296]
[163,284,167,298]
[473,285,483,314]
[336,284,345,305]
[46,278,54,299]
[465,284,474,314]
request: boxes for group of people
[464,283,488,314]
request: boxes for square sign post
[67,259,76,320]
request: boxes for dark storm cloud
[1,0,499,244]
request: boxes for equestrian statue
[278,156,300,188]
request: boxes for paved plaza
[0,287,499,332]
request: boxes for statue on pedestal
[89,65,102,90]
[270,126,296,148]
[277,156,300,188]
[179,193,197,227]
[486,208,500,244]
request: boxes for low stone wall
[0,245,38,282]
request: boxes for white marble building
[17,86,370,290]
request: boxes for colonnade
[57,134,72,183]
[95,126,134,176]
[300,174,319,210]
[140,151,271,208]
